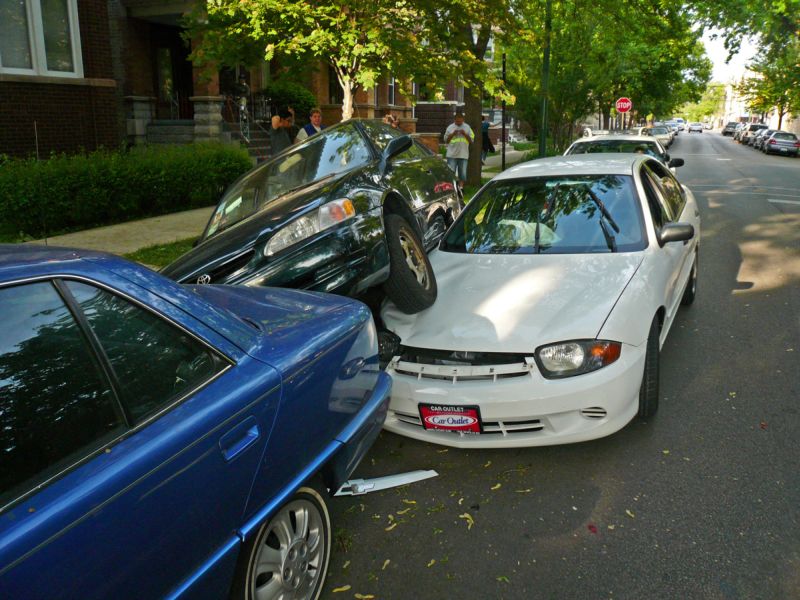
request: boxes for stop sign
[616,97,632,113]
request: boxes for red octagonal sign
[616,97,632,113]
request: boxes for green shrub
[0,143,251,239]
[261,81,318,124]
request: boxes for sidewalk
[24,149,531,257]
[27,206,213,256]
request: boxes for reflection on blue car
[0,245,390,600]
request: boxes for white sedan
[688,122,704,133]
[380,155,700,448]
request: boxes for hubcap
[399,231,429,289]
[251,499,325,599]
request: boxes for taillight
[794,142,800,148]
[769,139,777,144]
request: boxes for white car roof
[572,134,660,143]
[494,154,647,180]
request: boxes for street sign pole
[502,52,506,171]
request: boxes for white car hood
[382,250,643,354]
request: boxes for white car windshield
[442,175,646,254]
[205,123,373,238]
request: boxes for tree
[681,83,726,122]
[191,0,427,120]
[737,42,800,129]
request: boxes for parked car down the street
[722,122,739,136]
[162,119,462,315]
[379,154,700,448]
[563,135,684,172]
[641,126,673,148]
[763,131,800,156]
[0,245,390,599]
[739,123,768,145]
[751,129,776,151]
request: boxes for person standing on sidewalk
[480,115,495,164]
[444,112,474,188]
[295,108,325,142]
[270,106,295,154]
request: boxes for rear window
[773,132,797,141]
[567,140,663,159]
[749,124,767,131]
[441,175,646,255]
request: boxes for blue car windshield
[441,175,647,254]
[205,123,373,238]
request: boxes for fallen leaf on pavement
[397,508,411,515]
[402,499,416,505]
[515,488,532,493]
[354,594,375,599]
[662,449,670,455]
[332,585,351,593]
[491,483,502,491]
[427,559,436,567]
[382,559,390,570]
[437,449,449,453]
[760,421,768,430]
[459,513,475,530]
[625,510,635,519]
[385,522,398,532]
[343,561,350,570]
[607,525,616,530]
[588,524,598,534]
[497,576,510,583]
[484,461,492,468]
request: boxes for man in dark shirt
[270,107,295,154]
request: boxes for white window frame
[387,76,396,106]
[0,0,84,78]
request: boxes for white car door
[638,162,697,342]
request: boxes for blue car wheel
[236,486,331,600]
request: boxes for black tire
[680,251,698,306]
[638,316,660,418]
[383,213,437,314]
[231,485,331,600]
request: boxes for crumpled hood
[382,250,643,353]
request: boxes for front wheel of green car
[383,213,438,314]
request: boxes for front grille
[400,346,530,366]
[207,249,256,283]
[390,348,536,383]
[393,410,544,435]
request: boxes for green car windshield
[441,175,647,254]
[205,123,373,238]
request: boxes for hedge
[0,143,251,239]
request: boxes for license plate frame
[418,404,483,434]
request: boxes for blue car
[0,245,390,600]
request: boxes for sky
[702,29,759,83]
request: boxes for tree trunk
[464,86,483,187]
[341,83,355,121]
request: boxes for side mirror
[380,135,413,172]
[668,158,684,168]
[658,222,694,246]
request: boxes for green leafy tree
[191,0,427,120]
[681,83,726,122]
[737,42,800,129]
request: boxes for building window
[0,0,83,77]
[387,76,396,106]
[328,65,342,104]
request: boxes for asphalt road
[321,131,800,600]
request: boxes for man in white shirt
[444,112,474,188]
[295,108,325,142]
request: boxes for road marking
[716,158,732,161]
[768,199,800,205]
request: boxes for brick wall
[0,82,119,157]
[78,0,114,79]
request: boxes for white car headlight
[536,340,621,379]
[264,198,355,257]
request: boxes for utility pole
[502,52,506,171]
[539,0,552,158]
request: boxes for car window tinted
[640,168,671,230]
[358,121,429,160]
[773,132,797,141]
[645,161,684,219]
[0,282,125,510]
[442,175,646,254]
[66,281,223,424]
[206,123,373,238]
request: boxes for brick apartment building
[0,0,120,157]
[1,0,427,158]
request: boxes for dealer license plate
[419,404,482,434]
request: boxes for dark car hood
[188,284,371,372]
[162,173,350,284]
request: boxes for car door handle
[219,417,260,462]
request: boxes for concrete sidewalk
[27,206,214,255]
[22,149,531,257]
[482,147,528,172]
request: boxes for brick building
[1,0,419,158]
[0,0,121,157]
